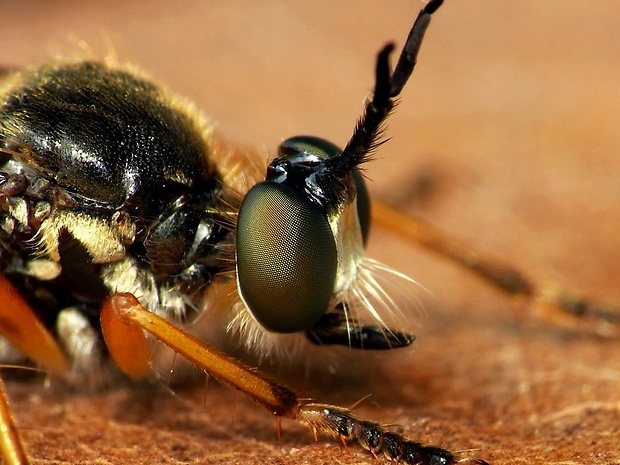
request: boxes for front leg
[101,292,487,464]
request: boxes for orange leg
[100,292,487,464]
[100,293,299,417]
[0,276,68,376]
[372,202,619,336]
[0,275,70,465]
[0,377,29,465]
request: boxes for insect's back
[0,61,219,216]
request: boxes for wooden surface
[2,1,619,464]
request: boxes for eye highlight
[236,182,337,333]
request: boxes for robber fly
[0,1,618,464]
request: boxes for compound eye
[236,182,337,333]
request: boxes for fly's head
[236,136,369,334]
[234,134,416,355]
[233,1,443,352]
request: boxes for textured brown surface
[2,1,620,464]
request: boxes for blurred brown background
[2,1,619,464]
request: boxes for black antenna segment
[326,0,444,179]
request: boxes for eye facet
[236,182,337,333]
